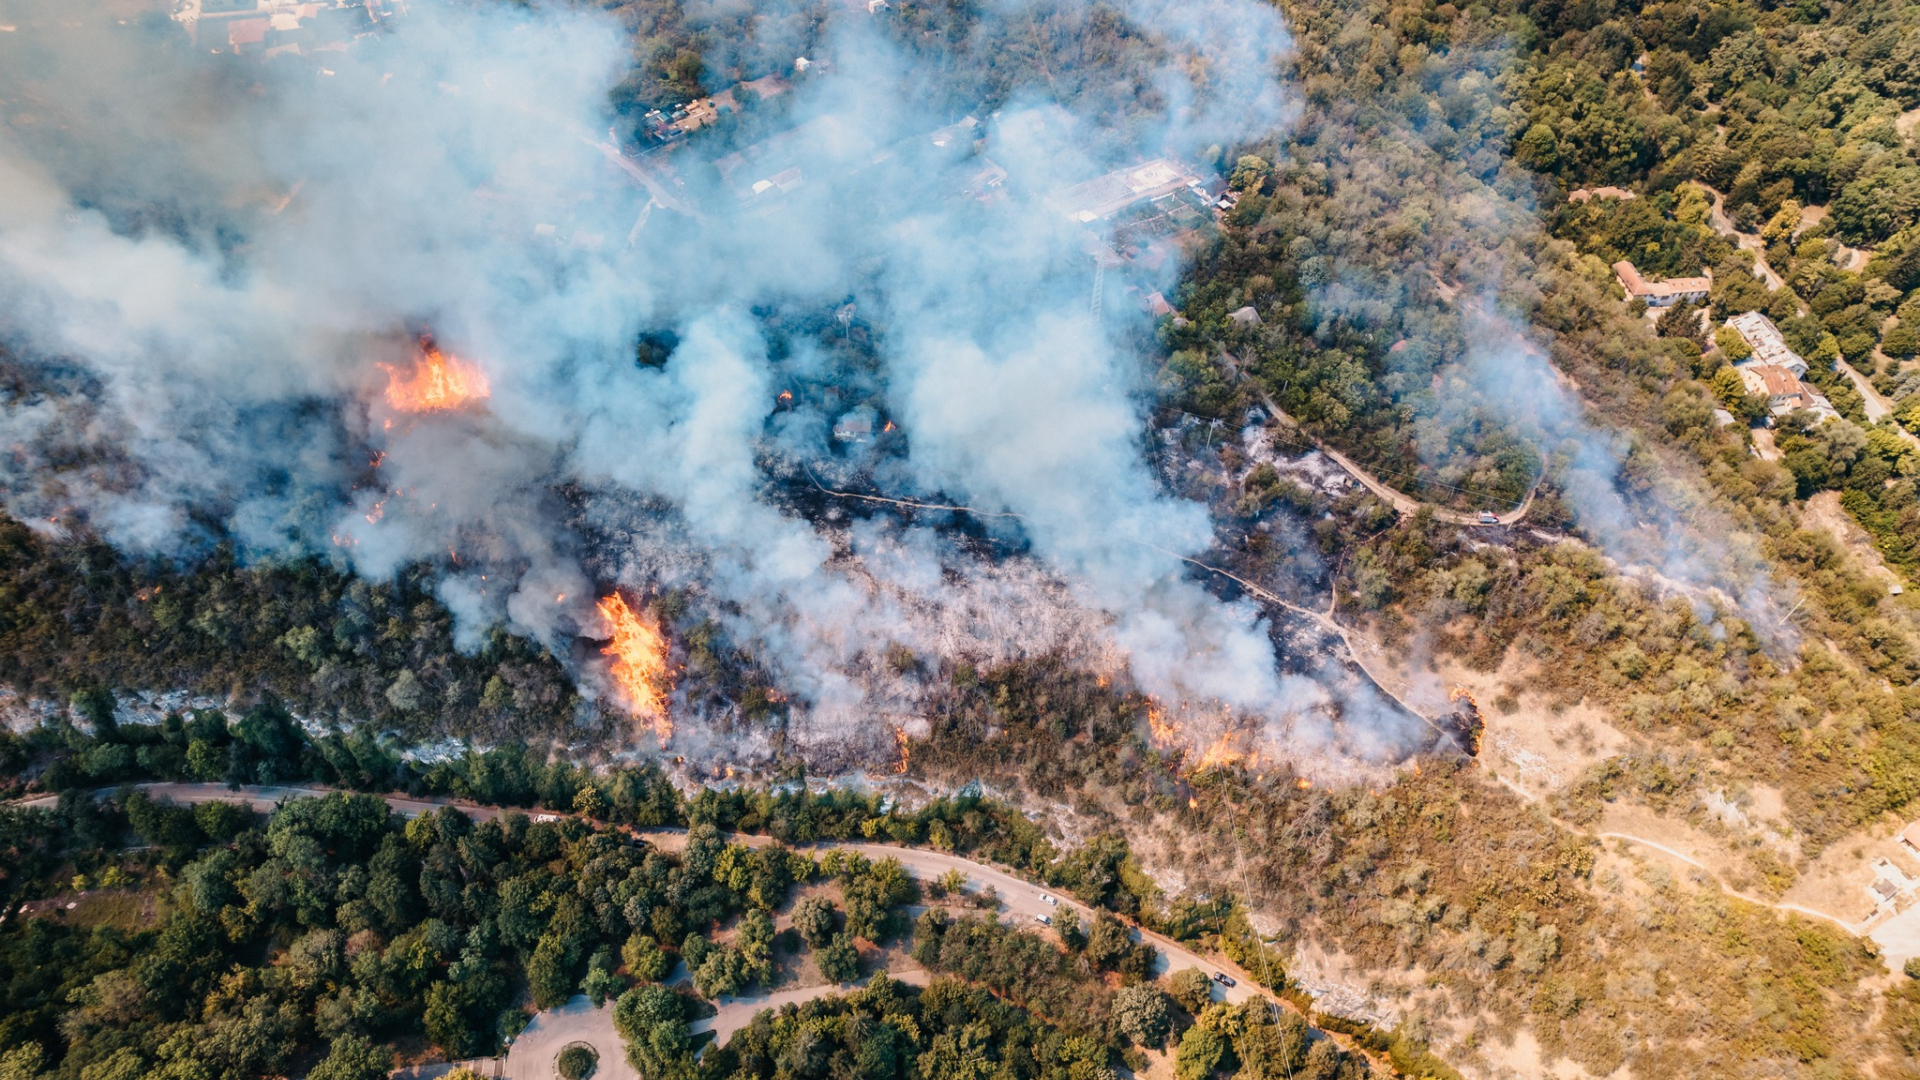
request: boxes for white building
[1727,311,1810,377]
[1614,261,1709,306]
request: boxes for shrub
[557,1043,598,1080]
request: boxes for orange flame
[382,345,490,413]
[597,593,673,747]
[1146,701,1181,745]
[1196,735,1254,771]
[893,727,911,774]
[1187,797,1199,810]
[1295,777,1313,791]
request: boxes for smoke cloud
[0,0,1406,761]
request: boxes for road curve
[12,782,1381,1070]
[690,968,933,1045]
[1218,351,1541,526]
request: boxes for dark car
[1212,972,1236,987]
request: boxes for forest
[4,0,1920,1076]
[0,764,1399,1080]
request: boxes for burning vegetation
[597,592,673,747]
[1442,686,1484,756]
[381,340,491,413]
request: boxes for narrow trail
[1218,351,1546,527]
[802,471,1452,736]
[1486,773,1857,932]
[1137,542,1454,743]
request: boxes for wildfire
[893,727,911,775]
[1296,777,1313,791]
[1188,797,1199,810]
[1146,701,1181,745]
[381,344,491,413]
[597,593,673,747]
[1445,685,1485,756]
[1196,736,1254,771]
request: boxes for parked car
[1039,893,1057,906]
[1212,972,1236,987]
[1476,510,1499,525]
[1035,913,1052,925]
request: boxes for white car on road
[1034,913,1051,925]
[1039,893,1057,906]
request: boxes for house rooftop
[1613,261,1709,300]
[1727,310,1808,373]
[1570,186,1636,203]
[1053,158,1199,222]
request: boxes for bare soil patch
[1436,655,1629,800]
[1802,490,1902,591]
[1782,825,1920,926]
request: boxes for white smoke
[0,0,1390,757]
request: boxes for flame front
[597,593,672,747]
[1146,701,1181,745]
[1196,735,1255,771]
[382,345,491,413]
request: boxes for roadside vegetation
[0,772,1398,1080]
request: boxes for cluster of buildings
[643,75,794,141]
[1050,158,1224,223]
[1724,311,1839,421]
[1049,158,1230,282]
[1608,256,1838,424]
[172,0,394,57]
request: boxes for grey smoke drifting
[0,0,1386,759]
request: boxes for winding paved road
[14,783,1354,1070]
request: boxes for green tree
[1170,967,1214,1014]
[622,934,671,983]
[528,933,579,1010]
[1113,983,1173,1048]
[1054,906,1085,951]
[308,1035,392,1080]
[792,894,837,948]
[613,985,690,1076]
[1714,324,1752,362]
[557,1044,598,1080]
[1175,1021,1229,1080]
[0,1045,45,1080]
[573,784,606,818]
[817,931,861,984]
[736,909,775,987]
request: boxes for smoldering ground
[0,0,1441,767]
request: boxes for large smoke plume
[0,0,1387,761]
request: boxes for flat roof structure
[1052,158,1200,222]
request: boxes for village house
[1901,820,1920,860]
[673,76,791,134]
[1569,186,1636,203]
[1726,310,1810,377]
[1737,363,1838,420]
[1052,159,1205,222]
[1613,261,1710,306]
